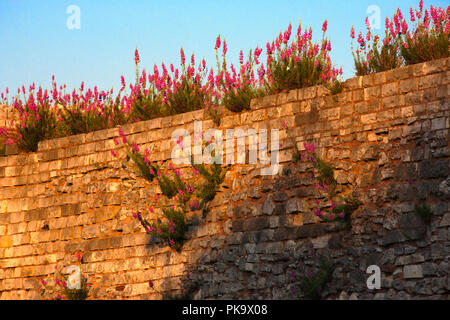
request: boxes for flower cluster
[0,17,343,153]
[111,129,226,249]
[40,253,92,300]
[265,20,342,93]
[351,1,449,75]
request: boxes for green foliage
[129,92,164,121]
[217,48,267,112]
[147,207,187,250]
[58,94,127,136]
[414,198,433,224]
[123,144,158,183]
[400,27,449,65]
[352,41,403,76]
[268,54,328,93]
[311,153,337,192]
[63,277,90,300]
[15,102,58,152]
[290,244,334,300]
[156,170,190,201]
[167,75,208,115]
[327,80,345,95]
[299,255,334,299]
[40,254,91,300]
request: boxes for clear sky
[0,0,447,96]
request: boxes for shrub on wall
[264,20,343,94]
[112,130,227,249]
[351,1,449,76]
[214,35,266,112]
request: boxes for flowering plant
[40,253,91,300]
[303,143,360,230]
[351,1,449,76]
[396,1,449,65]
[112,130,226,249]
[351,16,403,76]
[214,35,266,112]
[265,20,342,93]
[283,123,359,229]
[8,84,59,152]
[289,242,334,300]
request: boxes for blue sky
[0,0,447,96]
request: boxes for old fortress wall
[0,58,449,299]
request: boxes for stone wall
[0,58,449,300]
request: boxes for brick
[399,79,417,94]
[361,113,377,124]
[418,74,442,89]
[403,265,423,279]
[381,82,399,97]
[431,118,446,131]
[364,86,380,100]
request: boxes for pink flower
[316,184,323,191]
[180,47,185,65]
[148,280,154,288]
[169,239,175,246]
[135,48,140,65]
[322,20,328,33]
[314,208,322,217]
[339,212,345,218]
[111,150,117,157]
[76,252,82,261]
[282,120,286,129]
[215,35,221,50]
[132,143,140,152]
[41,280,47,286]
[328,213,334,221]
[331,201,337,210]
[350,26,355,39]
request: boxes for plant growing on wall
[408,180,433,224]
[351,1,449,76]
[8,84,59,152]
[289,242,334,300]
[214,35,266,113]
[351,18,403,76]
[112,129,227,249]
[283,123,360,230]
[264,20,342,94]
[40,253,92,300]
[396,1,449,65]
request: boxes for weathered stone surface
[0,59,449,300]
